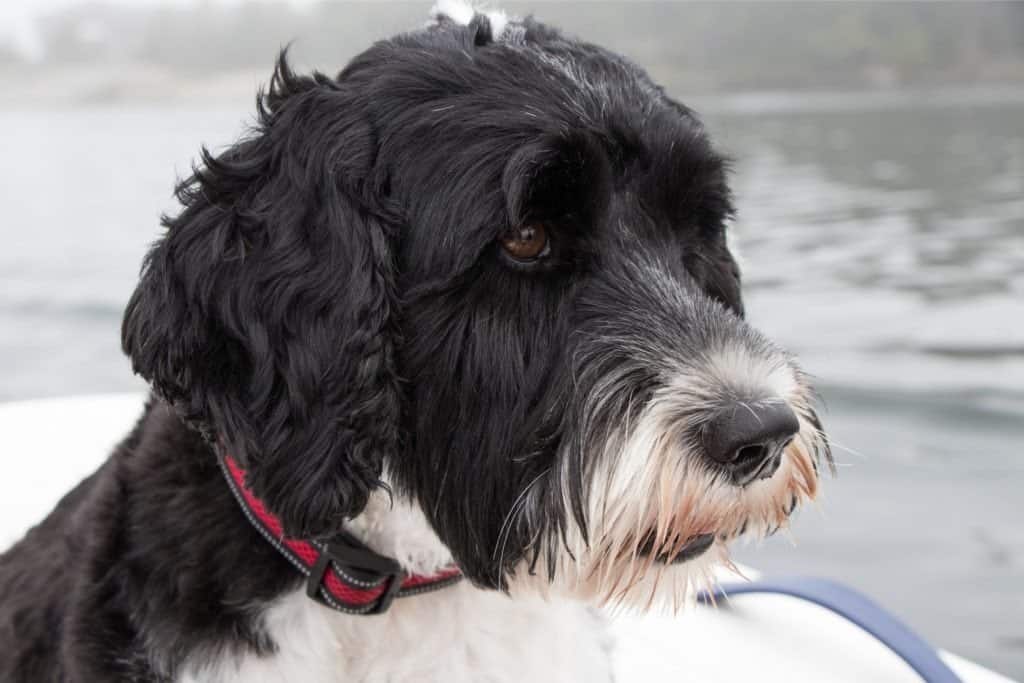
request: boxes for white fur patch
[344,483,454,576]
[179,572,610,683]
[176,489,611,682]
[702,343,798,401]
[207,587,608,683]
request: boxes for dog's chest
[178,584,611,683]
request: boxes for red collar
[220,455,462,615]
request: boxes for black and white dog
[0,2,830,681]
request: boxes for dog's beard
[507,352,830,613]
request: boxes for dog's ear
[122,55,401,539]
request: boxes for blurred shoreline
[3,1,1024,109]
[0,63,268,108]
[5,63,1024,111]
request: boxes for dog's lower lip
[641,532,716,564]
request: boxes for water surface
[1,92,1021,677]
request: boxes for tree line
[6,1,1024,91]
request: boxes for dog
[0,2,830,681]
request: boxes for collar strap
[219,455,462,615]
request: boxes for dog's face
[123,6,830,610]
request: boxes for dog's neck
[75,402,612,683]
[343,482,456,577]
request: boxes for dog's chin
[640,531,716,565]
[506,450,817,613]
[637,466,805,568]
[507,536,735,614]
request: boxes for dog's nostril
[734,444,768,466]
[703,401,800,486]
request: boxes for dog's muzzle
[513,255,831,608]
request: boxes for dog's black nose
[703,402,800,486]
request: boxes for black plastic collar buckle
[306,530,407,614]
[372,565,406,615]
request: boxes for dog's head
[123,3,831,609]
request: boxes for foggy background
[1,1,1022,678]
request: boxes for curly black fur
[122,58,402,540]
[0,12,770,681]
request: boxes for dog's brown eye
[500,223,549,261]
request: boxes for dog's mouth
[638,531,716,564]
